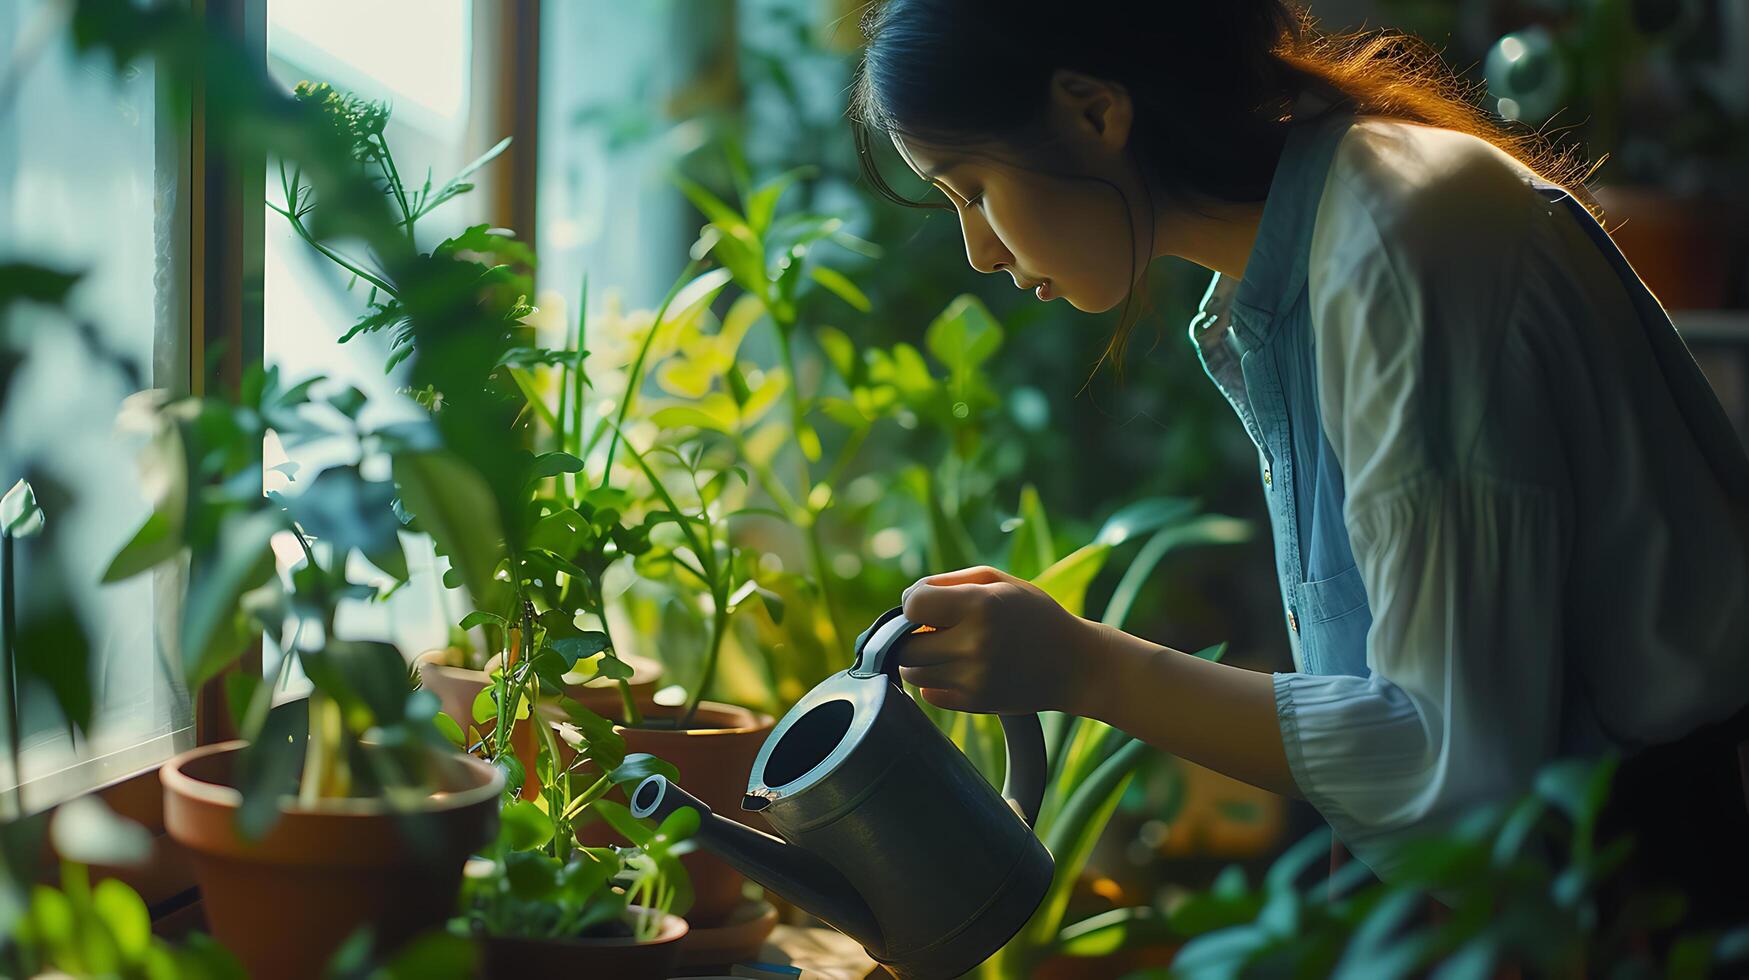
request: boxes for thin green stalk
[679,601,729,730]
[603,259,704,480]
[773,325,847,659]
[2,532,18,818]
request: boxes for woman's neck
[1154,197,1267,282]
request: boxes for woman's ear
[1049,68,1132,152]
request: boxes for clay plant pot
[477,908,689,980]
[160,740,503,980]
[1592,185,1744,311]
[414,648,665,732]
[570,701,776,928]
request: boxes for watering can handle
[850,605,1048,829]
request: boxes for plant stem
[773,324,848,659]
[603,258,703,480]
[679,599,729,730]
[1,532,18,819]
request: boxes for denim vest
[1191,96,1372,678]
[1191,98,1749,686]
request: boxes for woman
[850,0,1749,938]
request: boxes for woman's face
[889,70,1157,314]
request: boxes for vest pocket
[1297,563,1372,677]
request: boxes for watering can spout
[631,774,883,951]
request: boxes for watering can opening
[763,698,857,787]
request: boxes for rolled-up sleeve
[1274,472,1568,879]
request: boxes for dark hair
[847,0,1596,379]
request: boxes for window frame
[22,0,543,934]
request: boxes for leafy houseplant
[1129,756,1749,979]
[452,786,699,978]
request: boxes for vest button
[1263,466,1273,487]
[1288,609,1299,633]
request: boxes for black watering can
[630,604,1054,979]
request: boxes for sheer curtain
[0,0,193,812]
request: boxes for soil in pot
[160,740,503,980]
[477,908,689,980]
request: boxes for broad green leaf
[102,510,179,582]
[182,509,281,690]
[550,632,610,665]
[815,325,856,381]
[1031,543,1110,618]
[649,404,731,434]
[924,294,1003,376]
[529,451,585,480]
[91,878,152,960]
[1007,483,1055,582]
[655,804,701,845]
[501,800,554,851]
[471,686,497,725]
[591,798,654,847]
[608,752,679,788]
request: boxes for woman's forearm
[1071,619,1303,800]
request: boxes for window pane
[262,0,477,687]
[0,0,192,810]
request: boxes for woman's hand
[895,565,1102,715]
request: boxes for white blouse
[1260,115,1749,880]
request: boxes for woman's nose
[959,209,1011,276]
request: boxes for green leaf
[808,265,871,313]
[459,610,506,630]
[1007,483,1055,582]
[472,686,497,726]
[1031,543,1110,618]
[101,510,179,582]
[326,385,368,419]
[1,479,44,538]
[501,800,555,851]
[300,639,412,727]
[590,799,654,847]
[924,294,1003,377]
[746,165,817,235]
[655,804,701,845]
[392,450,507,604]
[433,711,465,748]
[593,655,634,681]
[529,451,584,480]
[608,752,679,789]
[550,632,610,666]
[1094,496,1199,547]
[91,877,153,961]
[182,509,281,690]
[649,404,732,433]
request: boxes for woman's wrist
[1067,617,1142,719]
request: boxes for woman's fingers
[898,660,973,691]
[900,579,993,630]
[901,565,1013,603]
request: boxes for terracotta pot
[477,908,688,980]
[571,701,776,927]
[414,649,664,733]
[1592,185,1743,311]
[160,740,503,980]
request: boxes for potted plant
[100,360,504,980]
[450,773,698,978]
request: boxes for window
[261,0,482,686]
[0,0,194,812]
